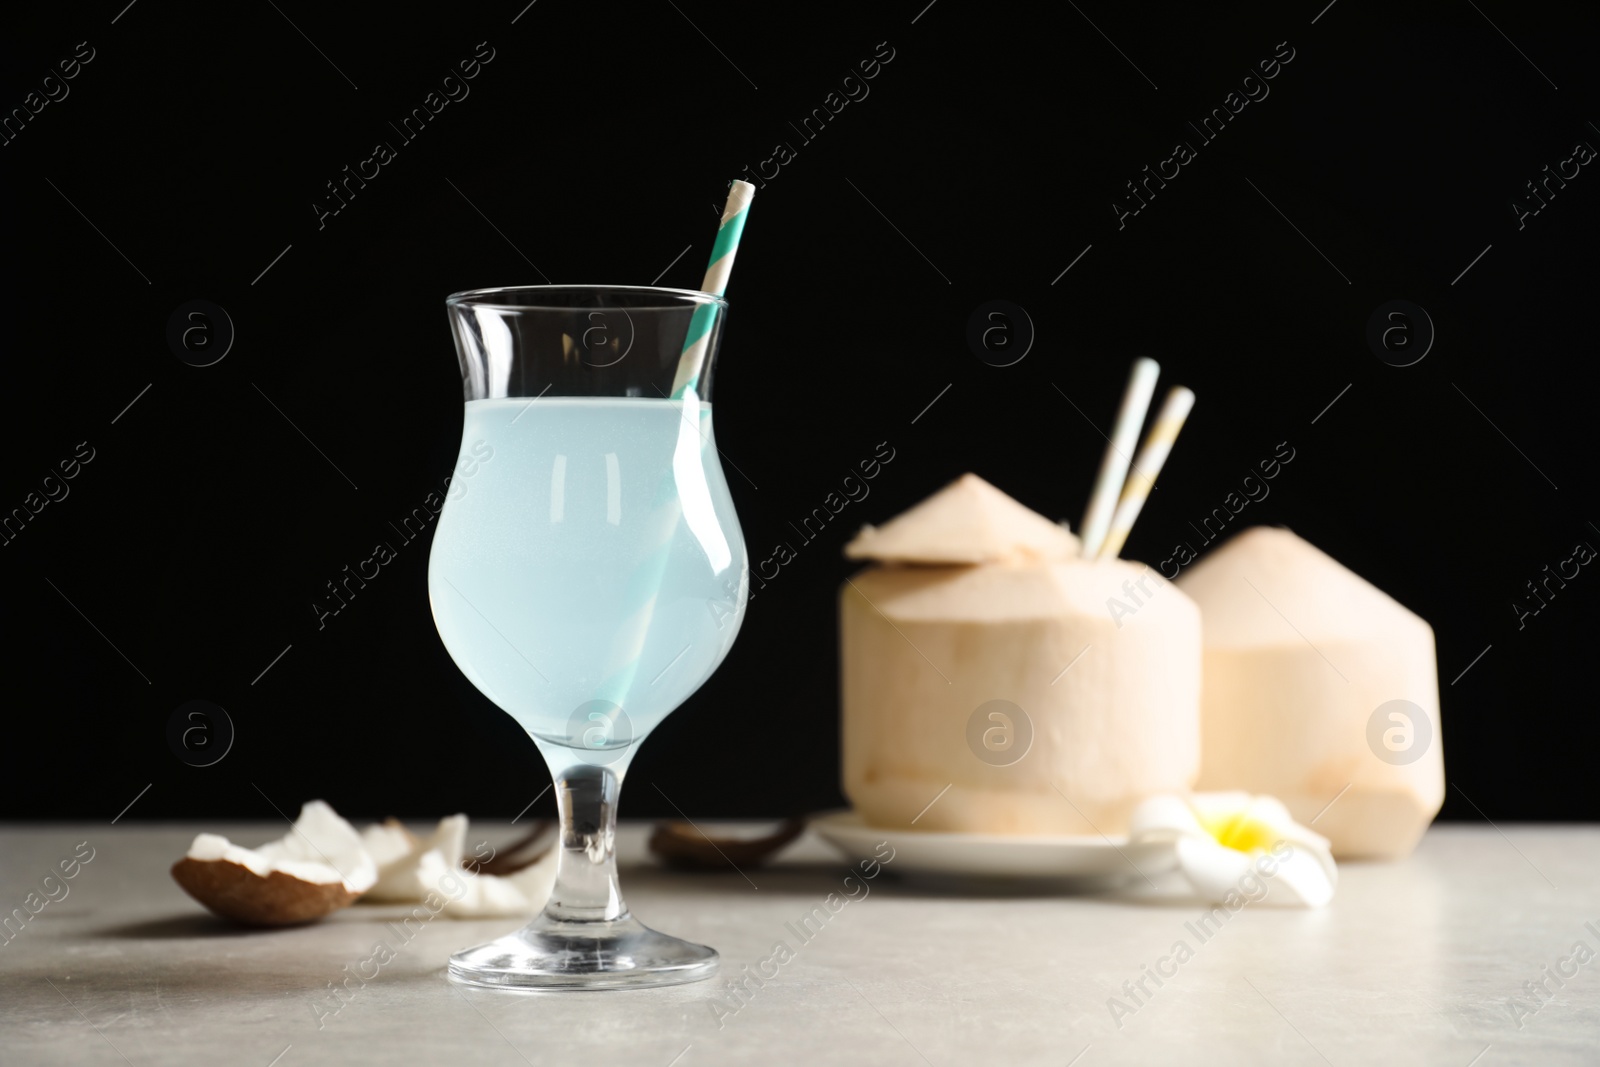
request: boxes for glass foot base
[447,912,718,990]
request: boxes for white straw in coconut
[1096,385,1195,561]
[1078,357,1160,557]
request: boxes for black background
[4,1,1596,825]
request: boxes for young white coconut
[840,474,1203,836]
[1176,526,1444,859]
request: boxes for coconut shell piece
[170,857,361,927]
[649,818,807,871]
[472,821,555,877]
[169,800,377,926]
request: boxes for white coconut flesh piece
[359,816,457,902]
[845,473,1080,565]
[358,818,417,874]
[361,813,558,918]
[171,800,377,926]
[414,846,558,918]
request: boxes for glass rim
[445,284,729,312]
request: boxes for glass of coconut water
[429,285,747,989]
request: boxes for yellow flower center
[1198,810,1277,854]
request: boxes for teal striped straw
[670,180,756,399]
[586,181,755,745]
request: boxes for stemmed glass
[428,285,748,989]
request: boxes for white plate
[810,810,1178,885]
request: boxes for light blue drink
[428,397,747,770]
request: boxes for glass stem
[541,763,628,924]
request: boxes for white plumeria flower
[1128,792,1337,908]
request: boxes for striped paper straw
[586,181,755,742]
[1095,385,1195,561]
[1078,357,1160,558]
[670,180,756,399]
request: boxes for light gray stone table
[1,823,1596,1066]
